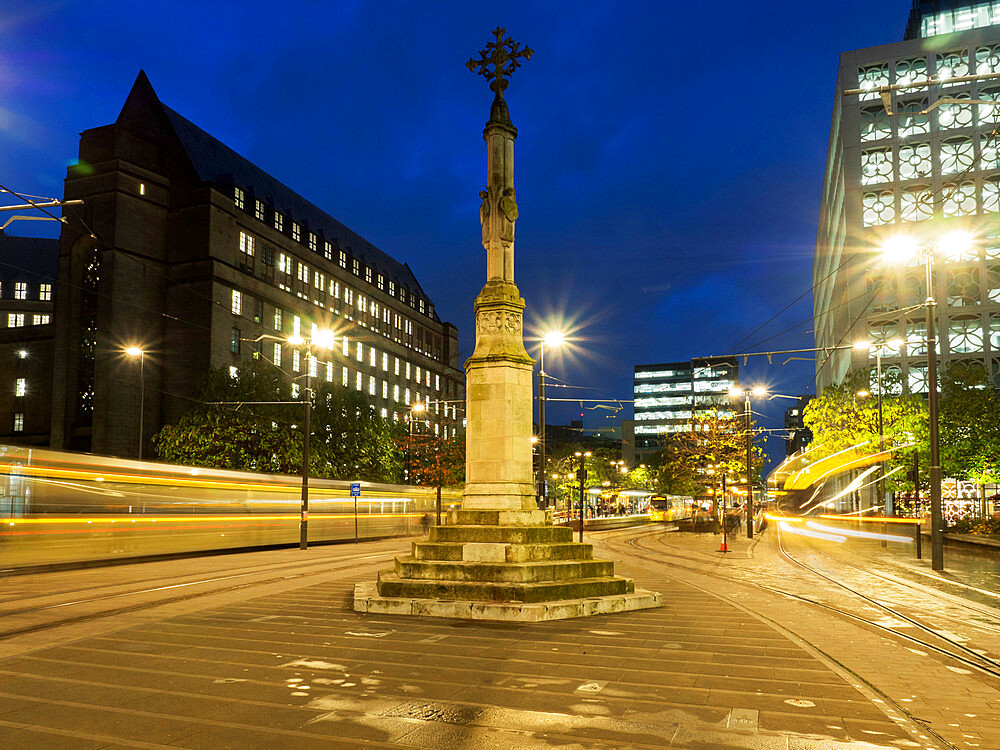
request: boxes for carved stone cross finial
[466,27,533,95]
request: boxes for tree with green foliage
[939,361,1000,485]
[802,368,927,491]
[154,360,402,481]
[649,409,765,497]
[395,432,465,488]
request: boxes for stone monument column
[463,33,537,514]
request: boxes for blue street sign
[350,482,361,497]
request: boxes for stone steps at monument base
[412,540,594,562]
[428,524,573,544]
[447,509,549,526]
[394,556,613,583]
[376,571,635,603]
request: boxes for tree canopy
[939,361,1000,485]
[153,360,401,482]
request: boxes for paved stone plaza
[6,528,988,748]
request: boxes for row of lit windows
[858,45,1000,100]
[860,137,1000,185]
[634,368,688,380]
[6,313,50,328]
[233,196,434,318]
[863,180,1000,225]
[0,282,51,301]
[864,358,1000,392]
[867,315,1000,356]
[919,4,1000,38]
[237,231,436,357]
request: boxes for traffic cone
[719,538,729,552]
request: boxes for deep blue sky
[1,0,909,463]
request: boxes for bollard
[914,520,922,559]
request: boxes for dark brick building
[51,71,463,457]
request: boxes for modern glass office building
[631,357,738,460]
[814,0,1000,392]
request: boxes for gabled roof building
[51,72,463,457]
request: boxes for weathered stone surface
[354,580,662,622]
[376,570,632,603]
[429,524,572,544]
[412,540,593,563]
[395,556,615,583]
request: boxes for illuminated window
[949,315,984,352]
[139,183,146,196]
[292,315,301,337]
[356,342,363,362]
[230,327,241,354]
[343,335,350,356]
[861,149,893,184]
[308,233,317,252]
[394,384,400,402]
[14,378,25,396]
[898,99,929,136]
[356,372,363,391]
[435,374,440,391]
[863,191,895,226]
[388,280,395,296]
[234,187,245,209]
[938,92,973,129]
[273,342,281,366]
[365,266,372,284]
[343,367,349,387]
[394,357,400,376]
[382,352,388,371]
[895,57,927,92]
[369,376,376,395]
[898,143,931,179]
[255,199,265,221]
[940,138,974,174]
[39,284,51,301]
[901,185,934,222]
[858,64,889,101]
[339,250,347,268]
[908,364,928,394]
[936,50,969,82]
[292,350,301,372]
[326,361,333,382]
[32,314,49,325]
[982,179,1000,213]
[377,273,384,290]
[292,223,301,242]
[980,87,1000,127]
[949,269,981,307]
[352,258,360,276]
[370,347,377,367]
[231,290,242,316]
[382,380,388,398]
[309,354,317,378]
[12,413,23,432]
[943,182,977,216]
[405,387,410,405]
[239,230,254,258]
[273,308,283,331]
[906,319,927,355]
[274,212,284,232]
[7,313,24,328]
[14,282,27,300]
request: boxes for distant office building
[0,232,57,446]
[632,357,738,460]
[51,72,463,457]
[815,0,1000,393]
[783,395,814,457]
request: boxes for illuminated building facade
[632,357,738,461]
[51,72,463,458]
[815,0,1000,393]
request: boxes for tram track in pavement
[600,527,1000,682]
[0,547,399,640]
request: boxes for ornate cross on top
[466,27,533,95]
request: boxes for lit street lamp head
[125,346,143,357]
[411,402,426,414]
[542,330,565,348]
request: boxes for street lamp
[729,385,767,538]
[853,337,904,517]
[125,346,145,459]
[287,328,335,550]
[574,450,591,542]
[878,230,971,571]
[536,331,565,508]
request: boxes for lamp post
[879,231,972,571]
[729,386,766,538]
[125,347,145,460]
[574,450,591,542]
[536,331,565,508]
[853,337,903,518]
[288,329,335,550]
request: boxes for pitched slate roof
[120,72,436,321]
